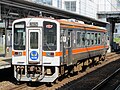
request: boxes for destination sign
[30,22,38,27]
[15,24,24,28]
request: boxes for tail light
[50,52,54,56]
[15,52,18,55]
[14,52,22,56]
[12,51,26,56]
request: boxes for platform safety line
[0,64,11,69]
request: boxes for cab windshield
[43,21,57,51]
[13,22,26,50]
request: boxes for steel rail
[91,68,120,90]
[115,84,120,90]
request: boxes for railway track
[5,82,46,90]
[0,52,119,90]
[115,84,120,90]
[9,84,28,90]
[91,68,120,90]
[55,52,120,90]
[33,84,47,90]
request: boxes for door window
[30,32,38,49]
[68,32,71,48]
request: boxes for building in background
[98,0,120,50]
[98,0,120,12]
[0,0,119,56]
[25,0,62,8]
[26,0,98,18]
[63,0,97,19]
[25,0,120,19]
[97,0,120,21]
[97,0,113,12]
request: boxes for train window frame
[94,33,98,45]
[67,31,72,48]
[86,32,91,46]
[76,31,81,47]
[104,33,107,45]
[13,21,26,50]
[43,21,57,51]
[60,29,65,43]
[30,32,38,49]
[61,29,69,49]
[91,32,94,46]
[101,33,104,45]
[98,33,101,45]
[81,31,86,47]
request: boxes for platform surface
[0,57,11,69]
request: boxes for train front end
[12,18,60,82]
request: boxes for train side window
[81,32,85,47]
[76,31,81,47]
[86,33,91,46]
[95,33,98,45]
[60,29,66,42]
[98,33,101,45]
[104,33,107,45]
[68,31,71,48]
[101,33,104,45]
[91,33,94,45]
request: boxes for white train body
[12,17,108,82]
[12,18,60,82]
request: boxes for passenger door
[67,31,73,65]
[28,29,42,64]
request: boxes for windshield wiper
[45,43,51,50]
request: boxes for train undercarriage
[14,55,106,84]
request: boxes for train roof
[57,19,107,32]
[13,17,107,32]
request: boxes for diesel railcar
[12,17,108,82]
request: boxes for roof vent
[68,19,76,22]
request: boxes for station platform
[0,57,11,69]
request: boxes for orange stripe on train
[42,45,108,56]
[72,45,107,54]
[65,45,108,55]
[42,52,46,56]
[55,52,62,56]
